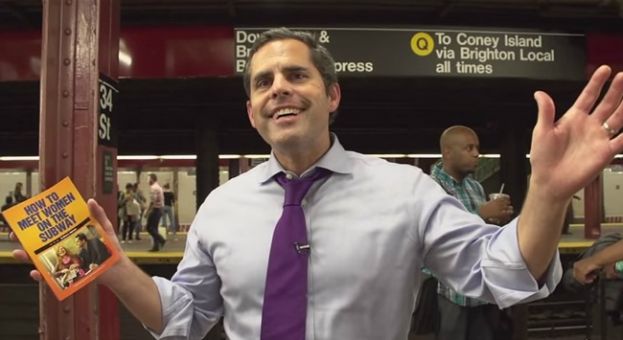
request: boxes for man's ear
[246,100,257,129]
[327,83,341,113]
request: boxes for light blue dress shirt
[150,135,561,340]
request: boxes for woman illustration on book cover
[53,246,85,288]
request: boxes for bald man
[430,125,513,340]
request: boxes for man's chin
[268,131,302,147]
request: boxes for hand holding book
[5,177,121,300]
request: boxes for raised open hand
[529,65,623,201]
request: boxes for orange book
[2,177,119,300]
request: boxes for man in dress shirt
[431,125,514,340]
[145,173,166,252]
[12,28,623,340]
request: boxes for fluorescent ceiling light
[0,156,39,161]
[243,154,270,159]
[219,154,242,159]
[160,155,197,160]
[117,155,158,160]
[368,154,408,158]
[407,154,442,158]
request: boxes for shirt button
[285,173,294,180]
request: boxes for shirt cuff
[145,276,194,339]
[481,218,562,309]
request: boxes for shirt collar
[258,133,354,184]
[431,160,474,186]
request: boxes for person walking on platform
[0,195,14,231]
[12,28,623,340]
[133,182,146,241]
[431,125,514,340]
[13,182,28,203]
[121,183,140,243]
[146,174,165,252]
[161,183,177,240]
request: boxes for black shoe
[148,248,159,252]
[160,239,166,248]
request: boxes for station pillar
[584,176,602,239]
[39,0,120,339]
[196,118,220,208]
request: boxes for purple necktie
[260,168,330,340]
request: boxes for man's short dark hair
[149,173,157,181]
[76,233,87,242]
[243,27,339,123]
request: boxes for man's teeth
[275,108,300,118]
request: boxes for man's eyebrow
[252,70,272,84]
[282,65,308,74]
[251,65,309,86]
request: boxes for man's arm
[518,66,623,279]
[146,188,155,216]
[100,256,165,332]
[516,185,569,280]
[573,239,623,284]
[12,200,165,333]
[88,200,165,332]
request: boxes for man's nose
[270,75,291,99]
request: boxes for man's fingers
[87,198,121,249]
[609,131,623,153]
[12,249,31,263]
[30,270,42,282]
[534,91,555,132]
[572,65,612,114]
[592,71,623,124]
[87,199,113,232]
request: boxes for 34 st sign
[98,74,118,147]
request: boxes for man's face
[76,238,85,249]
[246,39,340,155]
[446,131,480,175]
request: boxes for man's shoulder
[343,152,431,184]
[208,163,266,194]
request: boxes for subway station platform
[0,231,186,264]
[559,223,623,253]
[1,223,620,262]
[0,225,621,340]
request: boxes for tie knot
[276,168,330,206]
